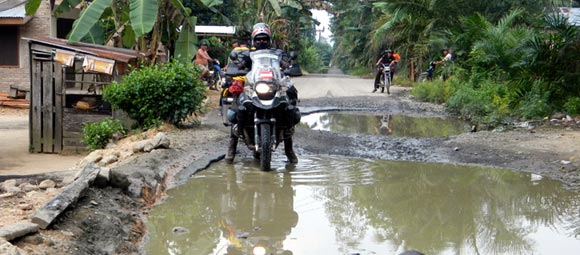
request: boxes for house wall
[0,1,55,93]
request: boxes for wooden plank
[32,60,43,153]
[54,64,64,153]
[61,109,110,152]
[42,61,54,153]
[31,164,100,229]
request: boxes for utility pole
[315,26,325,43]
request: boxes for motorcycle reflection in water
[219,169,298,255]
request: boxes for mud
[5,81,580,254]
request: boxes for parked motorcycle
[418,61,436,83]
[281,51,302,77]
[223,49,299,171]
[206,60,223,90]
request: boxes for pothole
[300,111,469,138]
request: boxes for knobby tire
[260,123,272,171]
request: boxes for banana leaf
[68,0,113,43]
[268,0,282,17]
[175,16,198,63]
[24,0,41,16]
[130,0,159,37]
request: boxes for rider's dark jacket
[378,54,396,65]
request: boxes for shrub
[447,79,511,125]
[564,97,580,116]
[518,94,552,120]
[411,80,451,104]
[350,67,373,77]
[82,119,126,151]
[103,60,206,128]
[516,81,553,120]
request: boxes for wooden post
[32,60,42,153]
[54,64,64,153]
[31,164,100,229]
[42,61,54,153]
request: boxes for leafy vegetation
[25,0,580,125]
[82,119,126,151]
[103,60,206,128]
[329,0,580,124]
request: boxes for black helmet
[200,41,208,46]
[384,49,393,54]
[251,23,272,50]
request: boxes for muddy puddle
[300,112,469,138]
[145,155,580,255]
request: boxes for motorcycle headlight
[252,246,266,255]
[255,82,272,95]
[254,82,277,101]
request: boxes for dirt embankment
[2,80,579,254]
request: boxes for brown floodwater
[145,155,580,255]
[300,112,469,138]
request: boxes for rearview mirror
[289,51,298,60]
[229,52,238,61]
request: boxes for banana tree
[25,0,221,63]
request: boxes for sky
[311,9,333,44]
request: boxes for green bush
[103,60,206,128]
[447,79,510,125]
[564,97,580,116]
[516,81,553,120]
[350,67,373,77]
[82,119,126,151]
[411,80,451,104]
[518,94,552,120]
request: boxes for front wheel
[379,74,385,93]
[385,73,391,94]
[259,123,272,171]
[418,73,428,83]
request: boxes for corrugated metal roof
[195,25,236,35]
[23,37,145,63]
[568,8,580,25]
[558,7,580,26]
[0,1,25,18]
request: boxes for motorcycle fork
[254,113,277,152]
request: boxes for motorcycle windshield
[248,49,283,83]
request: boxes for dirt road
[0,108,83,176]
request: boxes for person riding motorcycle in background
[225,39,250,70]
[373,49,397,93]
[225,22,301,164]
[193,41,219,81]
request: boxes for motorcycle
[206,60,223,90]
[418,61,436,83]
[281,51,302,77]
[223,49,299,171]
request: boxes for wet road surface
[146,155,580,255]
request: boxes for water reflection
[146,161,298,255]
[300,112,468,138]
[145,156,580,255]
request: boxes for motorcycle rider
[225,39,250,69]
[373,49,397,93]
[194,41,218,81]
[225,22,300,164]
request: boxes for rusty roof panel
[23,37,145,63]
